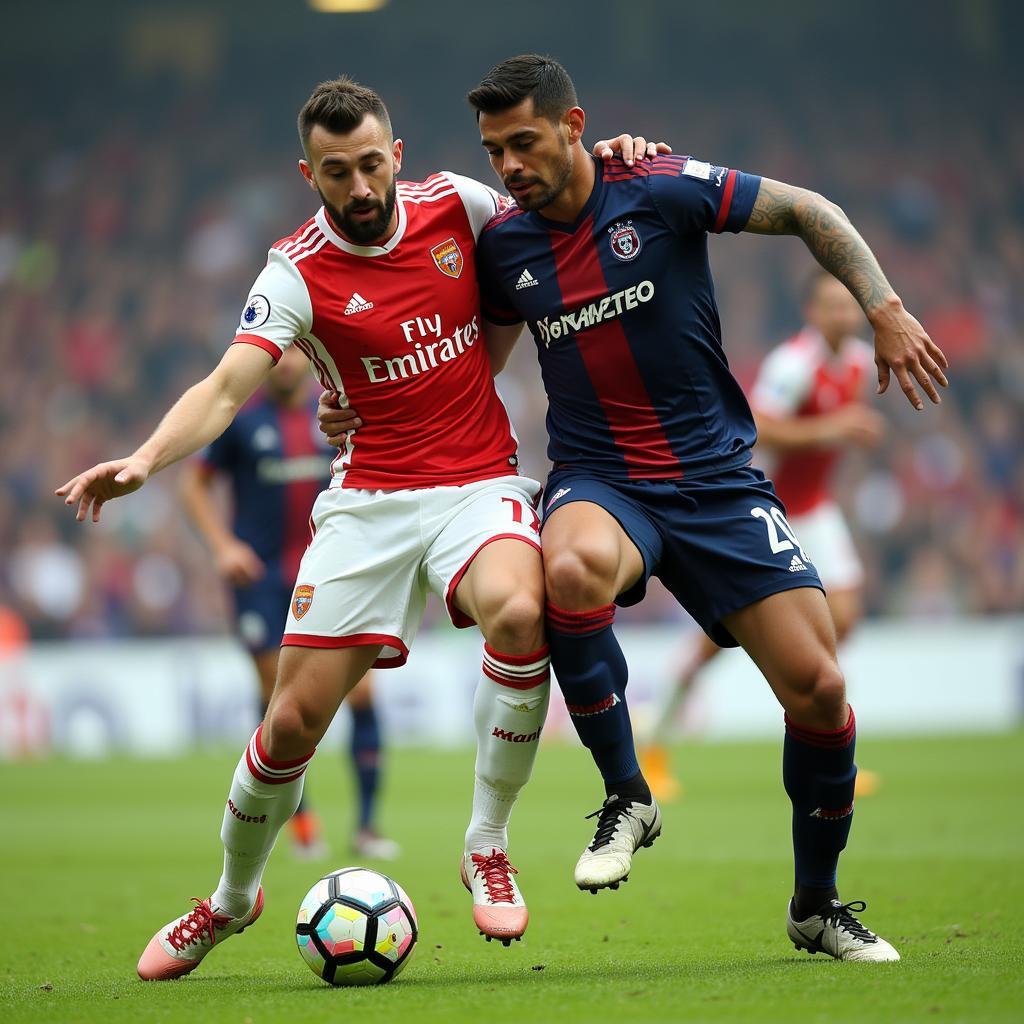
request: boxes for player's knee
[788,660,847,729]
[263,698,322,760]
[479,589,544,653]
[544,545,618,609]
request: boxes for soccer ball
[295,867,418,985]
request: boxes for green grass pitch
[3,732,1022,1023]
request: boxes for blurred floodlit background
[1,0,1021,754]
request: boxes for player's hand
[317,390,361,448]
[829,405,886,448]
[55,457,151,523]
[870,298,949,410]
[592,135,672,167]
[215,539,265,587]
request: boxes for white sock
[464,644,550,854]
[212,725,314,918]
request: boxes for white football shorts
[789,501,864,592]
[282,475,542,667]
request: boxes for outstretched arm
[56,343,274,522]
[744,179,949,409]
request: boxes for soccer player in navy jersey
[464,54,948,961]
[180,344,399,861]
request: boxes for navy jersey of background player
[476,154,762,480]
[198,394,331,638]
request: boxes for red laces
[166,898,232,951]
[471,850,518,904]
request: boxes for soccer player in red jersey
[642,270,885,800]
[56,76,658,976]
[180,344,399,861]
[460,55,945,961]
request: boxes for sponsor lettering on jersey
[608,221,642,261]
[430,237,464,279]
[534,281,655,347]
[292,584,315,620]
[361,314,480,383]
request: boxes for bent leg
[454,539,549,854]
[543,501,648,793]
[214,644,381,918]
[724,588,855,912]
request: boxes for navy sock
[546,601,642,786]
[783,707,857,908]
[350,704,381,831]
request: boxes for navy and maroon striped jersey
[198,393,331,580]
[476,154,762,480]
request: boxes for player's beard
[507,143,573,212]
[320,180,398,245]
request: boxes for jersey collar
[315,195,408,258]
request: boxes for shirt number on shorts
[502,497,540,534]
[750,506,807,560]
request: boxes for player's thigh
[423,476,543,635]
[542,494,648,607]
[453,538,545,648]
[723,586,846,727]
[265,643,382,759]
[346,671,375,711]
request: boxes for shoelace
[824,900,878,943]
[584,795,631,851]
[471,850,519,904]
[166,898,232,951]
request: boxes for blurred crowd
[2,72,1022,641]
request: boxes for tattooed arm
[744,178,949,409]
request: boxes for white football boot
[787,898,900,961]
[137,889,264,980]
[574,794,662,892]
[460,848,528,946]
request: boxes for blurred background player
[180,344,399,861]
[642,270,885,801]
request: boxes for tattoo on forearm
[747,181,895,313]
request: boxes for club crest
[292,584,315,620]
[430,237,464,278]
[608,221,641,261]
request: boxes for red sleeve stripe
[712,169,738,233]
[233,335,282,362]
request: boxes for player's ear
[565,107,585,146]
[391,138,403,176]
[298,159,318,191]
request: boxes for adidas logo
[515,268,539,290]
[788,554,807,572]
[344,292,374,316]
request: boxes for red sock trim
[784,706,856,749]
[481,643,550,689]
[246,725,316,784]
[545,601,615,635]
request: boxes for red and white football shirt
[751,328,874,516]
[233,172,520,491]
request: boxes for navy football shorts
[232,566,292,655]
[541,465,824,647]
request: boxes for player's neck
[537,145,595,224]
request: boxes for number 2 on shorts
[750,505,807,560]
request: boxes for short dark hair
[467,54,578,122]
[297,76,392,152]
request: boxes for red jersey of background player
[233,172,519,491]
[751,327,874,516]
